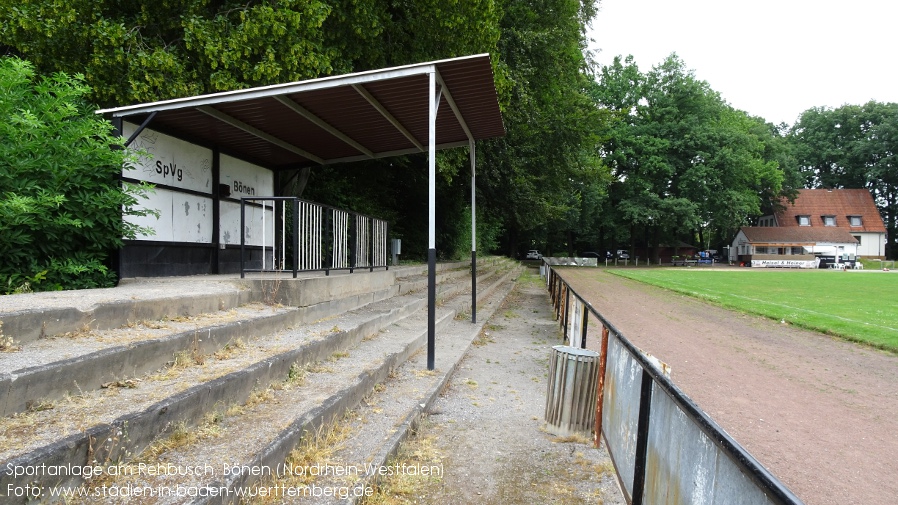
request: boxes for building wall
[850,232,887,258]
[121,123,275,277]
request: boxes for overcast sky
[587,0,898,126]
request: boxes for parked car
[616,249,630,260]
[582,251,600,258]
[526,250,542,260]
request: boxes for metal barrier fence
[544,265,804,505]
[240,197,389,278]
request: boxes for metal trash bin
[545,345,600,437]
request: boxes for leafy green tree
[0,57,153,292]
[789,101,898,258]
[595,54,793,261]
[0,0,340,106]
[0,0,607,263]
[478,0,608,256]
[0,0,502,107]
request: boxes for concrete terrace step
[0,258,518,501]
[54,262,521,505]
[0,262,487,418]
[291,266,524,504]
[0,258,485,345]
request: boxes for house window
[822,215,836,226]
[854,235,862,245]
[849,216,862,227]
[798,215,810,226]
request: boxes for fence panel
[355,215,370,269]
[240,197,387,277]
[543,263,803,505]
[331,209,350,270]
[645,386,777,505]
[372,219,389,268]
[297,200,323,271]
[602,332,644,498]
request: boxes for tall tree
[789,102,898,258]
[0,0,609,263]
[0,0,501,107]
[595,54,793,260]
[478,0,609,256]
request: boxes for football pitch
[607,268,898,352]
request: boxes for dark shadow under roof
[97,54,505,171]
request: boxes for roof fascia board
[97,67,432,117]
[435,70,474,142]
[352,82,426,151]
[322,140,469,165]
[197,106,324,165]
[95,54,490,118]
[273,96,374,158]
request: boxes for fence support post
[240,198,246,278]
[580,308,588,349]
[292,198,299,278]
[631,368,654,505]
[562,287,570,340]
[349,215,356,274]
[594,326,610,448]
[324,208,332,276]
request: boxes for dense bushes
[0,57,153,293]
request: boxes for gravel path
[394,271,625,504]
[559,267,898,505]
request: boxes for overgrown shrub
[0,57,153,293]
[451,206,504,260]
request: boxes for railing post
[349,213,356,273]
[324,208,332,276]
[580,308,588,349]
[631,367,654,505]
[594,326,610,448]
[562,286,570,340]
[292,198,299,278]
[240,198,246,278]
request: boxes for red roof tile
[739,226,857,244]
[776,189,885,233]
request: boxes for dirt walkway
[379,271,624,504]
[560,268,898,505]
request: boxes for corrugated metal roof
[97,54,505,170]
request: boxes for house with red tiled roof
[730,189,887,267]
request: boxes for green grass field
[609,268,898,353]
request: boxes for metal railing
[240,197,389,278]
[544,264,804,505]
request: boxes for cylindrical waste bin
[544,345,600,437]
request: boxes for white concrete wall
[121,125,274,246]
